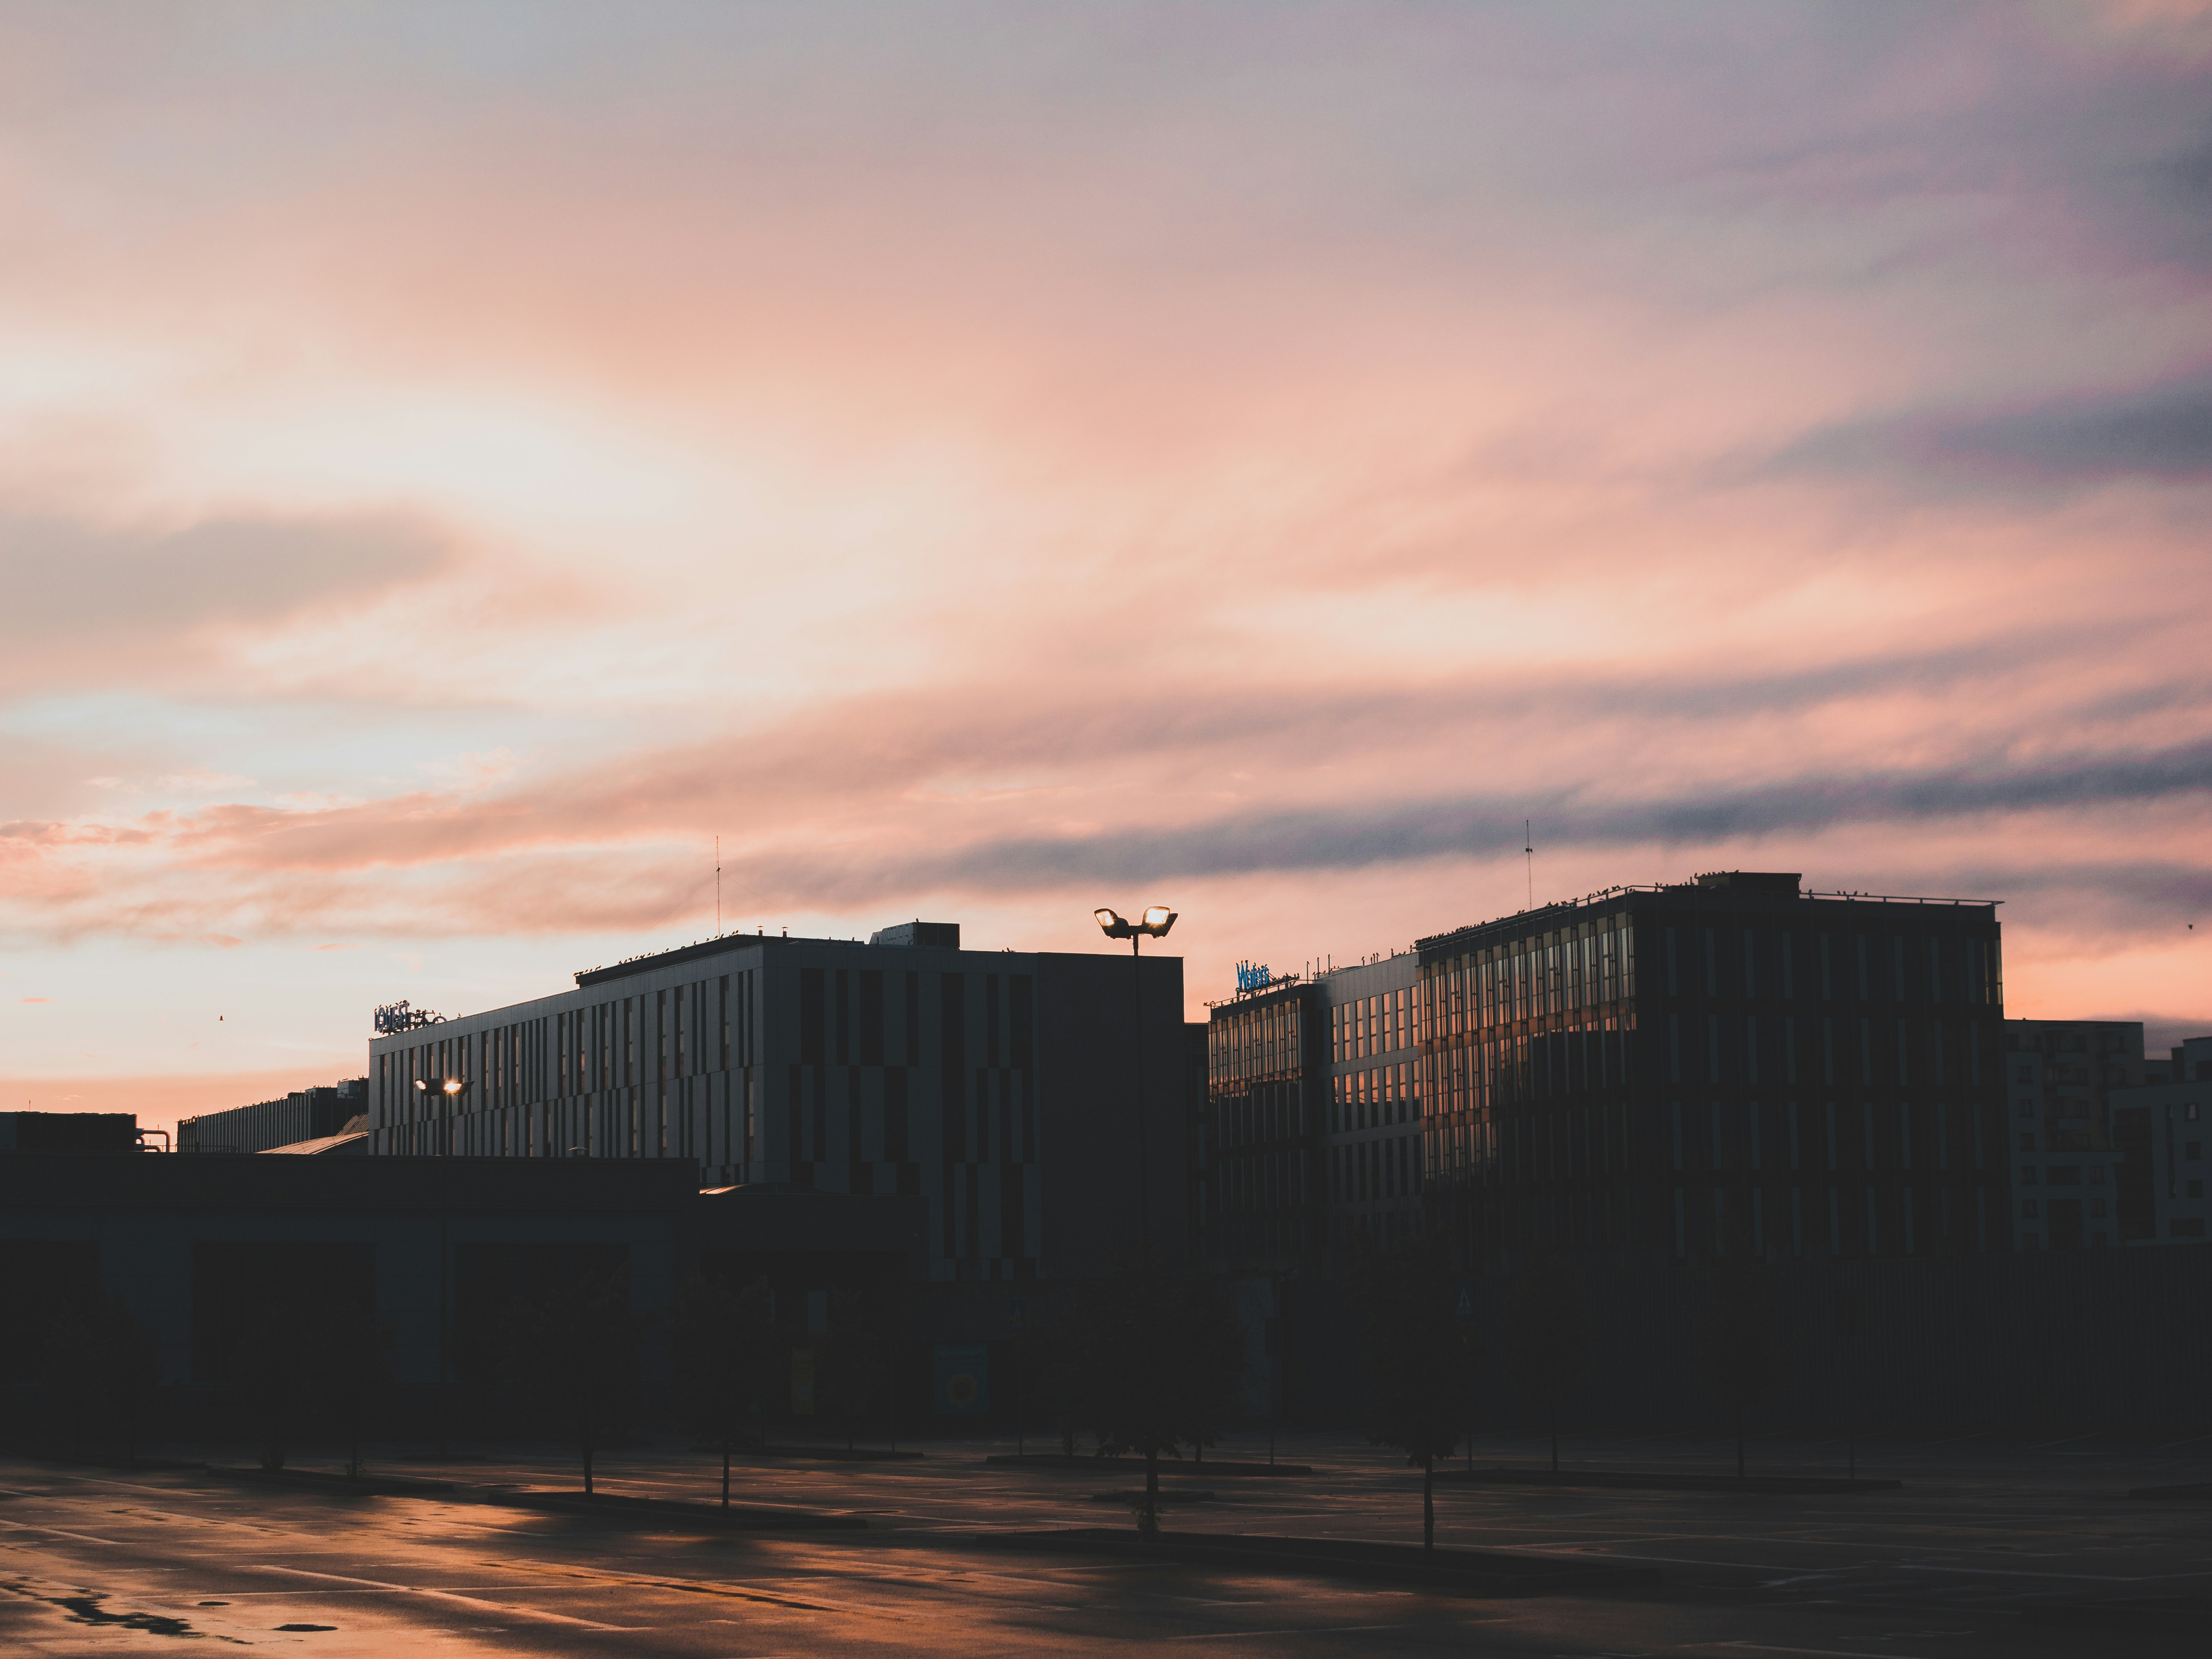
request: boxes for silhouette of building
[2108,1036,2212,1246]
[1417,872,2008,1267]
[179,1080,366,1154]
[365,922,1187,1281]
[1204,871,2014,1277]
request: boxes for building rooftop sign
[1234,961,1274,994]
[372,1001,447,1036]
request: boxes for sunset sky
[3,3,2209,1136]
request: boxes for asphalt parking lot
[4,1428,2208,1655]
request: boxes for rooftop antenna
[1524,819,1534,910]
[715,836,722,935]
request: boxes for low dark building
[0,1112,144,1154]
[0,1153,926,1400]
[365,922,1189,1281]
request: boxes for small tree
[41,1297,161,1462]
[1027,1323,1087,1458]
[231,1297,313,1471]
[669,1272,780,1508]
[1360,1235,1469,1552]
[1504,1251,1586,1476]
[299,1300,394,1480]
[1698,1253,1786,1480]
[813,1291,891,1454]
[1080,1249,1244,1536]
[502,1270,643,1499]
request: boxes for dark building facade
[1417,872,2009,1267]
[366,923,1187,1282]
[1201,948,1427,1275]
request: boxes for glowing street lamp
[1095,905,1177,1247]
[414,1076,470,1155]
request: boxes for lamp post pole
[1094,907,1176,1256]
[1131,932,1149,1250]
[416,1075,471,1459]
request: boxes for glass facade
[1203,984,1320,1267]
[1409,877,2008,1267]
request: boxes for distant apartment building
[2109,1036,2212,1245]
[178,1079,367,1155]
[363,922,1187,1282]
[1998,1020,2144,1250]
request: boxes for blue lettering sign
[1235,961,1273,994]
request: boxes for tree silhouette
[501,1270,643,1499]
[231,1297,313,1471]
[1698,1253,1787,1480]
[300,1300,394,1480]
[669,1272,780,1508]
[1504,1250,1586,1476]
[812,1291,892,1454]
[1359,1235,1469,1552]
[41,1297,161,1462]
[1080,1249,1244,1535]
[1025,1323,1087,1457]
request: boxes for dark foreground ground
[5,1426,2210,1655]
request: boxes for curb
[1438,1467,1902,1495]
[961,1528,1660,1596]
[985,1455,1314,1477]
[202,1465,456,1496]
[490,1489,867,1529]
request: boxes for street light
[1095,905,1176,1248]
[413,1076,470,1156]
[410,1075,470,1459]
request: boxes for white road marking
[249,1563,639,1630]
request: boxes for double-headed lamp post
[410,1073,469,1457]
[1094,905,1176,1249]
[413,1075,469,1156]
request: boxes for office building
[1416,872,2008,1266]
[179,1080,367,1155]
[365,922,1186,1282]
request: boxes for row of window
[1668,1013,1986,1090]
[1332,1135,1419,1205]
[1334,987,1412,1062]
[1211,995,1304,1081]
[1420,923,1632,1039]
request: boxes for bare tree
[502,1270,643,1499]
[669,1272,780,1508]
[1360,1235,1470,1552]
[1698,1253,1787,1481]
[1081,1250,1245,1535]
[41,1297,161,1462]
[301,1300,394,1481]
[1504,1251,1587,1476]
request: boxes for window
[2189,1180,2205,1199]
[2021,1199,2038,1218]
[2188,1142,2203,1162]
[2090,1198,2107,1218]
[2017,1132,2035,1152]
[2089,1165,2106,1185]
[2021,1166,2038,1184]
[2018,1100,2034,1118]
[2015,1066,2032,1083]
